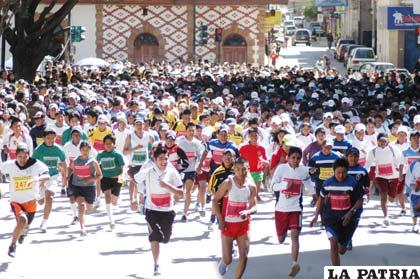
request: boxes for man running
[406,155,420,232]
[310,158,363,266]
[97,134,125,229]
[0,143,50,257]
[32,127,67,233]
[271,146,313,277]
[213,157,257,279]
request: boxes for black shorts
[182,171,196,183]
[315,181,323,196]
[100,177,122,197]
[128,165,142,178]
[67,185,96,204]
[325,219,357,247]
[145,209,176,244]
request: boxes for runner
[88,114,113,152]
[97,134,125,229]
[310,158,364,266]
[350,123,370,167]
[239,128,268,201]
[0,143,50,257]
[405,153,420,232]
[345,147,370,250]
[30,111,47,148]
[67,141,103,236]
[271,146,313,277]
[208,149,235,230]
[172,108,192,137]
[213,157,257,279]
[2,118,33,160]
[365,133,404,226]
[61,111,89,145]
[177,123,202,220]
[132,143,183,276]
[332,125,352,155]
[32,127,67,233]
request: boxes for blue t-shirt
[332,139,352,155]
[308,151,341,184]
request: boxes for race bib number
[377,163,393,176]
[330,194,351,211]
[212,150,224,165]
[185,152,196,162]
[416,177,420,187]
[151,194,171,208]
[227,201,247,218]
[358,157,366,167]
[202,156,211,171]
[282,178,302,196]
[13,176,32,191]
[36,137,44,146]
[44,156,59,169]
[319,167,334,180]
[101,157,116,170]
[407,157,418,165]
[55,135,62,145]
[9,150,16,160]
[132,151,146,165]
[93,140,105,151]
[74,165,91,178]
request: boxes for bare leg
[76,197,86,230]
[329,237,340,266]
[11,215,28,245]
[198,181,207,208]
[43,190,54,220]
[151,241,160,265]
[235,234,250,279]
[183,180,194,215]
[379,192,388,218]
[221,235,233,266]
[290,229,300,262]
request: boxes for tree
[0,0,19,35]
[4,0,78,81]
[302,4,318,22]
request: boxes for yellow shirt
[163,111,177,128]
[172,121,187,137]
[388,134,397,143]
[88,127,113,150]
[229,132,243,146]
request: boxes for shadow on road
[99,246,151,256]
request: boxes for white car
[346,47,376,71]
[359,62,395,74]
[285,26,296,36]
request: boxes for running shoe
[18,234,27,244]
[289,262,301,277]
[94,198,101,209]
[181,215,187,222]
[80,230,87,237]
[206,194,211,204]
[110,222,115,230]
[195,203,200,211]
[39,223,47,233]
[383,218,390,226]
[71,216,79,225]
[8,244,16,258]
[60,188,66,196]
[218,260,228,276]
[346,240,353,251]
[153,264,160,276]
[399,210,407,216]
[412,225,419,233]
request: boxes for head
[377,133,389,149]
[79,141,92,158]
[315,128,326,144]
[300,123,311,136]
[44,130,56,146]
[222,149,235,168]
[10,118,22,134]
[410,132,419,149]
[218,128,228,143]
[233,157,249,180]
[248,128,259,144]
[288,146,302,168]
[153,143,168,170]
[321,140,333,154]
[134,119,144,133]
[16,145,30,166]
[346,147,360,167]
[333,158,349,182]
[186,122,196,139]
[165,131,176,147]
[103,134,116,152]
[71,130,82,145]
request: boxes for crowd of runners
[0,60,419,277]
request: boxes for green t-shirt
[97,149,125,178]
[32,143,66,176]
[61,127,88,145]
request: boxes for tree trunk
[11,43,45,81]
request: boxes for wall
[71,5,97,61]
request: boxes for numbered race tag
[227,201,247,218]
[330,194,351,210]
[101,157,116,170]
[202,156,212,171]
[132,151,146,165]
[74,165,91,178]
[13,176,32,191]
[407,157,418,165]
[185,152,196,162]
[358,157,366,167]
[319,167,334,180]
[377,163,393,176]
[151,193,171,208]
[93,140,105,151]
[282,178,302,196]
[36,137,44,146]
[9,150,17,160]
[55,135,62,145]
[212,150,224,165]
[416,177,420,187]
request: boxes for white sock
[106,203,114,223]
[42,219,48,227]
[71,203,77,217]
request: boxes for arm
[84,160,103,184]
[159,180,183,199]
[241,185,257,218]
[196,148,209,173]
[59,161,67,187]
[212,179,231,229]
[310,196,324,227]
[123,134,132,156]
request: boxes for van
[293,16,304,27]
[285,25,296,36]
[346,47,376,71]
[292,29,311,46]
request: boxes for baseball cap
[322,139,334,147]
[323,112,333,119]
[335,125,346,134]
[342,97,351,104]
[223,149,235,156]
[226,118,237,126]
[134,117,144,124]
[49,103,58,110]
[44,127,56,136]
[71,126,83,135]
[165,130,176,140]
[397,126,409,135]
[97,115,109,124]
[414,114,420,124]
[346,147,360,157]
[354,123,366,132]
[33,111,45,119]
[159,123,169,131]
[410,130,419,137]
[311,92,319,99]
[218,125,229,133]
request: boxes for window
[134,33,158,48]
[355,49,374,59]
[223,34,246,46]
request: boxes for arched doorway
[134,33,159,63]
[222,34,247,64]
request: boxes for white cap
[251,91,258,99]
[397,126,409,135]
[342,97,351,104]
[97,115,109,124]
[327,100,335,107]
[414,114,420,124]
[323,112,333,119]
[354,123,366,132]
[335,125,346,134]
[376,94,384,99]
[271,116,282,125]
[311,92,319,99]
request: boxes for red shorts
[396,175,405,195]
[368,166,376,181]
[222,221,249,239]
[275,211,302,236]
[195,171,210,183]
[375,177,399,199]
[10,200,37,225]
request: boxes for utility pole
[1,35,5,69]
[67,12,72,64]
[192,1,196,62]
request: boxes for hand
[309,215,318,227]
[218,219,225,230]
[130,201,138,211]
[196,167,202,175]
[159,180,169,189]
[239,210,249,220]
[134,144,143,151]
[342,211,353,227]
[309,167,317,174]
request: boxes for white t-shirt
[271,163,314,212]
[63,141,97,164]
[1,159,49,203]
[135,164,182,212]
[365,145,403,179]
[176,136,202,172]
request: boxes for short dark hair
[79,141,91,150]
[315,128,326,136]
[153,143,168,159]
[186,122,196,130]
[103,134,116,144]
[288,146,302,158]
[234,157,249,166]
[333,158,349,171]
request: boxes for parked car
[343,44,364,67]
[386,68,413,82]
[292,29,311,46]
[335,43,352,61]
[285,25,296,36]
[335,38,356,49]
[347,47,376,71]
[293,16,305,27]
[309,22,325,37]
[359,62,395,74]
[283,20,295,27]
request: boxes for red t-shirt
[270,147,288,171]
[239,143,267,172]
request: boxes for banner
[315,0,348,7]
[387,6,420,30]
[264,11,282,25]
